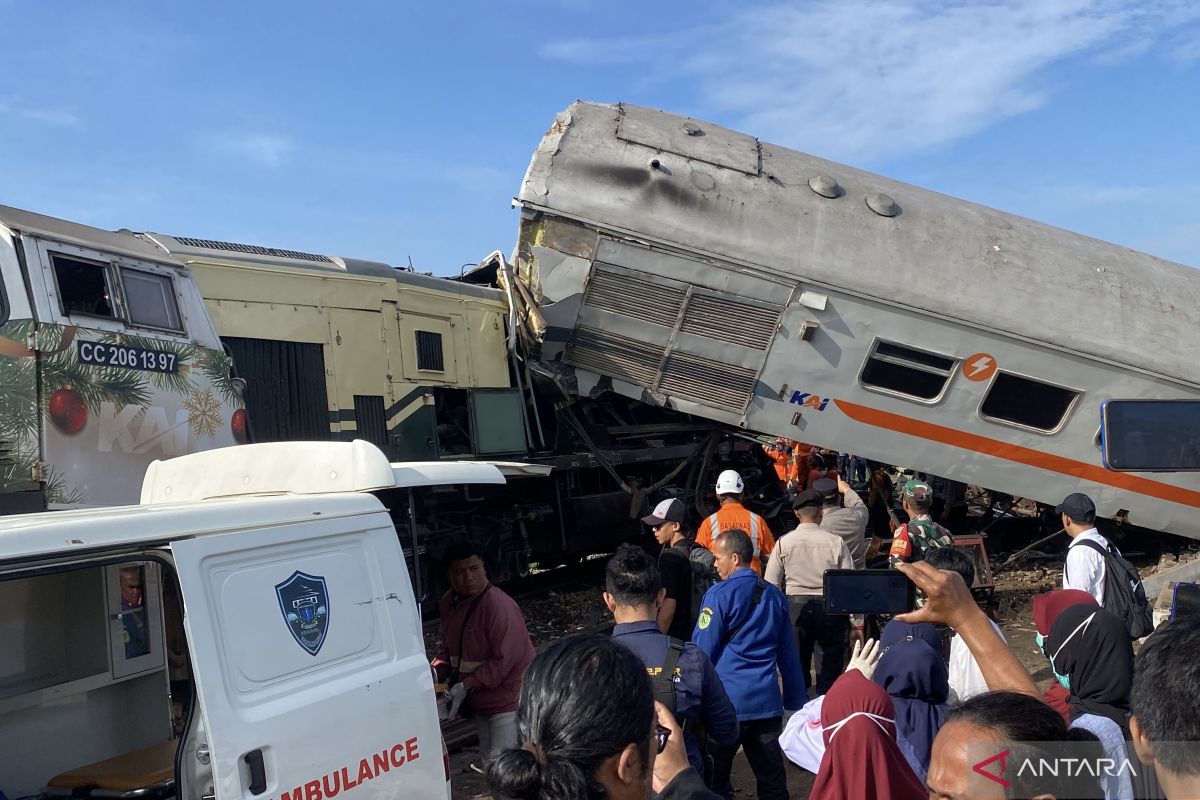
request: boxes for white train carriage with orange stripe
[509,101,1200,540]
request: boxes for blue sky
[2,0,1198,274]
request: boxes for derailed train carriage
[2,99,1199,595]
[505,101,1200,545]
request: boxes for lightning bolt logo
[963,352,997,381]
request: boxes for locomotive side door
[0,221,42,511]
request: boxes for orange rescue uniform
[763,444,792,483]
[695,500,775,575]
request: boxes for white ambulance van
[0,440,504,800]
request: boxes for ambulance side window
[106,562,165,679]
[51,253,117,319]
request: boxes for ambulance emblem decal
[275,571,330,656]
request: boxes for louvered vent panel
[659,352,757,412]
[566,326,664,387]
[173,237,334,264]
[582,265,686,325]
[679,294,781,350]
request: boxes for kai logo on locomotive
[788,391,831,411]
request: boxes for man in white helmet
[695,469,774,575]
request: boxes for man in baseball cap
[888,479,953,566]
[1055,492,1096,523]
[1056,492,1114,606]
[641,498,702,640]
[641,497,686,528]
[696,469,774,576]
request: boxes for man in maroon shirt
[432,542,535,765]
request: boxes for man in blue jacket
[605,544,739,783]
[693,528,806,800]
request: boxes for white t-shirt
[1063,529,1111,606]
[947,619,1005,703]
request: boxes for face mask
[824,711,894,741]
[1039,613,1095,694]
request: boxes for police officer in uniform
[604,544,739,781]
[766,489,855,695]
[693,529,806,800]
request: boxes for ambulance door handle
[243,749,267,795]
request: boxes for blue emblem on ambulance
[275,571,329,656]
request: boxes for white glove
[845,638,881,680]
[446,682,468,719]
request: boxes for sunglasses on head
[655,724,671,754]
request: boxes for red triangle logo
[972,749,1011,788]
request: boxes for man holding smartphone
[765,489,855,694]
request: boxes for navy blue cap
[1055,493,1096,522]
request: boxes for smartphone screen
[823,569,915,615]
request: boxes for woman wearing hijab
[1044,603,1136,800]
[874,621,949,781]
[879,619,943,654]
[1032,588,1100,723]
[810,645,925,800]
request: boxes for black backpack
[1070,539,1154,639]
[676,540,719,626]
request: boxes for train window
[415,330,444,371]
[119,268,183,332]
[980,372,1079,432]
[859,340,957,402]
[52,253,116,319]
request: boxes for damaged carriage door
[1101,399,1200,472]
[171,509,446,800]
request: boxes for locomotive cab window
[415,330,444,372]
[859,340,957,402]
[52,253,116,319]
[980,372,1079,432]
[120,267,183,333]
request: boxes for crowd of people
[429,454,1199,799]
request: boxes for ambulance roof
[140,439,506,504]
[0,441,513,565]
[0,493,386,564]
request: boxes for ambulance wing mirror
[1100,399,1200,472]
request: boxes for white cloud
[0,99,80,127]
[540,0,1200,163]
[446,165,513,190]
[203,132,294,168]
